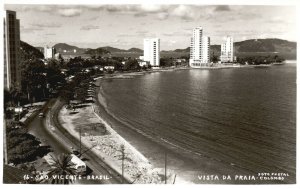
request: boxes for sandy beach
[58,94,185,184]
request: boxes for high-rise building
[220,36,234,63]
[4,10,21,91]
[202,36,210,64]
[44,46,56,59]
[143,38,160,67]
[189,27,210,68]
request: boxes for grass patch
[75,123,109,136]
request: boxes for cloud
[162,31,191,37]
[30,23,62,28]
[136,30,149,35]
[170,5,195,20]
[134,12,148,17]
[139,5,166,13]
[117,30,149,38]
[93,5,139,13]
[162,32,175,36]
[113,39,120,43]
[20,26,44,33]
[80,25,101,30]
[214,5,231,12]
[157,12,169,20]
[117,33,133,37]
[5,4,84,17]
[57,8,82,17]
[170,40,177,44]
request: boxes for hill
[53,43,80,51]
[234,38,296,53]
[127,48,143,53]
[89,46,143,53]
[85,48,111,56]
[53,43,87,55]
[161,38,296,59]
[234,38,296,59]
[50,38,296,59]
[85,46,143,58]
[20,41,44,60]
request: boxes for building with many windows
[143,38,160,67]
[44,46,56,59]
[189,27,210,68]
[4,10,21,91]
[220,36,234,63]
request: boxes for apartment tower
[189,27,210,67]
[220,36,234,63]
[4,10,21,91]
[143,38,160,67]
[44,46,56,59]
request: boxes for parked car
[70,154,86,175]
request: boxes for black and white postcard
[1,0,298,188]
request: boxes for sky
[4,4,297,50]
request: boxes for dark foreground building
[4,10,21,91]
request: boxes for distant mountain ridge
[31,38,296,59]
[162,38,296,59]
[88,46,143,54]
[54,43,81,51]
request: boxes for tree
[75,88,87,105]
[60,88,73,105]
[211,52,218,63]
[124,59,140,71]
[6,121,50,164]
[160,58,173,67]
[47,153,77,184]
[21,58,47,102]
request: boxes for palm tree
[47,153,77,184]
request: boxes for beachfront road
[27,98,127,184]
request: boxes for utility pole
[79,144,97,157]
[165,151,167,184]
[120,144,125,184]
[79,127,82,155]
[173,174,176,184]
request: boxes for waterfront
[96,64,296,183]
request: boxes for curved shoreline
[94,70,294,184]
[94,76,248,184]
[57,92,180,183]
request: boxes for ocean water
[97,64,296,184]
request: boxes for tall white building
[189,27,210,67]
[143,38,160,67]
[44,46,56,59]
[220,36,234,63]
[202,36,210,63]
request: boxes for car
[70,154,86,174]
[38,112,45,117]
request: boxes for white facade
[220,36,234,63]
[44,46,55,59]
[143,38,160,67]
[189,27,210,67]
[202,36,210,63]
